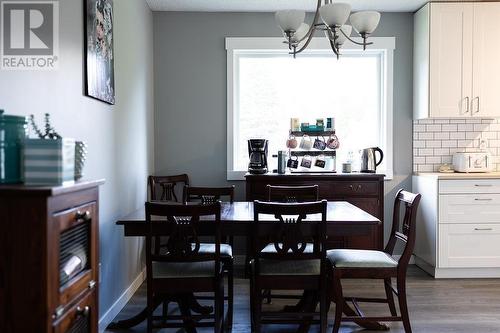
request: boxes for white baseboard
[98,267,146,333]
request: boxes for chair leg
[320,285,328,333]
[226,262,234,332]
[146,291,153,333]
[384,278,398,316]
[331,272,344,333]
[397,275,412,333]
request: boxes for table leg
[341,299,389,331]
[107,297,162,329]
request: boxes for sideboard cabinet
[245,173,384,250]
[0,180,104,333]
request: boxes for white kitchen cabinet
[414,2,500,119]
[413,173,500,278]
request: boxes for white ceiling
[146,0,433,13]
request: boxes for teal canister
[0,110,28,183]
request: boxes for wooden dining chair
[145,201,225,333]
[328,189,421,333]
[250,200,328,333]
[263,184,319,304]
[267,185,319,203]
[183,185,235,330]
[148,174,189,202]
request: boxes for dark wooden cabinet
[0,180,104,333]
[245,173,384,250]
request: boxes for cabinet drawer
[53,290,97,333]
[439,179,500,194]
[327,181,379,196]
[439,194,500,223]
[439,224,500,268]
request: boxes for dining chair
[148,174,189,202]
[250,200,328,333]
[263,184,319,304]
[328,189,421,333]
[183,185,235,330]
[267,185,319,203]
[145,201,225,333]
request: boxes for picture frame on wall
[85,0,115,105]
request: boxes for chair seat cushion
[327,249,398,268]
[152,261,216,278]
[262,243,314,254]
[197,243,233,257]
[257,259,321,276]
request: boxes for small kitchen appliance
[360,147,384,173]
[452,151,493,173]
[248,139,268,174]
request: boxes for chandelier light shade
[275,0,381,58]
[350,11,381,34]
[319,3,351,27]
[275,10,306,32]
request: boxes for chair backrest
[148,174,189,202]
[266,185,319,203]
[144,201,222,275]
[384,189,421,268]
[253,200,327,264]
[183,185,235,204]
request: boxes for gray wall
[0,0,154,320]
[154,12,414,245]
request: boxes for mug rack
[288,129,337,173]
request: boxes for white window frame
[226,36,395,181]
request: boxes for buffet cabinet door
[48,201,98,320]
[52,290,96,333]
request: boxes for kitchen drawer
[327,181,379,196]
[439,179,500,194]
[439,194,500,224]
[439,224,500,268]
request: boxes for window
[226,37,394,180]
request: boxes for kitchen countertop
[414,172,500,179]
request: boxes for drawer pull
[75,210,91,222]
[76,306,90,317]
[474,198,493,201]
[474,228,493,231]
[89,280,96,289]
[474,184,493,187]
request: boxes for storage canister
[0,110,27,183]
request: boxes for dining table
[108,201,387,332]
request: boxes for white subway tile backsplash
[434,132,450,140]
[426,124,442,132]
[413,118,500,172]
[426,140,442,148]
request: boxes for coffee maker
[248,139,268,174]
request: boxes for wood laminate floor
[105,266,500,333]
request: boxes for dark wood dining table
[109,201,387,332]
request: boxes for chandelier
[275,1,381,58]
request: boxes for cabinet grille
[59,222,90,287]
[67,313,90,333]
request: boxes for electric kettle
[360,147,384,173]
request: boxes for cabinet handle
[349,184,354,190]
[465,96,470,113]
[76,306,90,317]
[474,228,493,231]
[75,210,91,222]
[474,198,493,201]
[475,96,480,114]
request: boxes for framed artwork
[85,0,115,104]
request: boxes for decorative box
[24,138,75,185]
[0,110,27,184]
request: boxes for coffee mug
[301,155,312,168]
[327,133,340,149]
[286,135,298,149]
[299,135,313,150]
[315,155,326,168]
[313,136,327,150]
[287,156,299,169]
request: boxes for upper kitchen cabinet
[414,2,500,119]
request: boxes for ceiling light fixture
[275,1,381,58]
